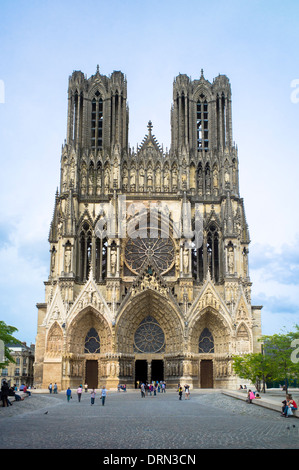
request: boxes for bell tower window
[79,222,92,281]
[91,91,103,151]
[197,97,209,151]
[207,224,220,282]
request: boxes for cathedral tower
[34,67,262,390]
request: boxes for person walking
[77,385,83,402]
[90,389,96,405]
[66,387,72,402]
[177,385,183,400]
[48,383,52,394]
[101,386,107,406]
[54,383,58,394]
[84,383,88,393]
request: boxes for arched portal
[189,308,232,388]
[116,289,184,387]
[63,306,112,389]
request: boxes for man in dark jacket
[1,381,9,407]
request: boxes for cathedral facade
[34,67,262,390]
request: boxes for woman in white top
[77,385,83,402]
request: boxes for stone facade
[1,342,35,388]
[34,66,262,390]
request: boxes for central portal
[135,359,164,387]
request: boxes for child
[66,387,72,402]
[90,389,96,405]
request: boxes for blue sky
[0,0,298,344]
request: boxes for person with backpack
[177,384,183,400]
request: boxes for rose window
[125,237,175,274]
[134,316,165,353]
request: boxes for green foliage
[0,320,20,368]
[232,352,274,391]
[261,325,299,392]
[232,325,299,392]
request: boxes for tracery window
[134,316,165,353]
[125,236,175,275]
[198,328,214,353]
[84,327,101,353]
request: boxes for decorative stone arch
[66,306,112,356]
[188,307,234,388]
[236,321,252,354]
[188,307,232,355]
[115,289,184,355]
[46,321,64,357]
[88,82,108,101]
[193,80,213,103]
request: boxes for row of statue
[61,158,238,195]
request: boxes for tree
[232,352,275,392]
[232,325,299,393]
[0,321,20,369]
[261,325,299,394]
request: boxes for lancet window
[79,222,92,281]
[198,328,214,353]
[84,327,101,354]
[207,224,220,282]
[197,96,209,151]
[91,91,103,151]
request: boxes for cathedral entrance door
[135,360,147,388]
[200,360,213,388]
[85,360,98,389]
[151,360,164,383]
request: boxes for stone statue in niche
[64,245,72,273]
[139,168,145,190]
[227,245,234,274]
[213,166,218,188]
[111,248,117,276]
[130,167,136,190]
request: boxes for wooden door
[85,360,98,389]
[200,360,213,388]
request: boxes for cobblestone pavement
[0,390,298,449]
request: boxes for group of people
[48,383,58,394]
[139,381,166,397]
[0,381,31,407]
[177,384,190,400]
[65,385,108,406]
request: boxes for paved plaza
[0,389,299,450]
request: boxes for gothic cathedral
[34,67,262,390]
